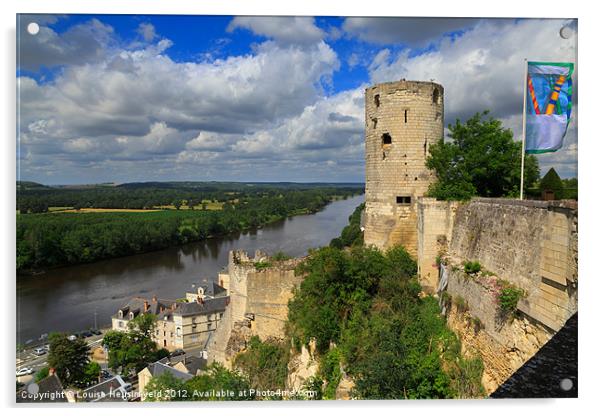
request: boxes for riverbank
[17,195,365,344]
[17,191,364,275]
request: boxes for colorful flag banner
[525,61,574,154]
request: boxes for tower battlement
[364,80,444,253]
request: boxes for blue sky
[17,15,577,184]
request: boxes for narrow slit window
[433,88,439,104]
[382,133,392,145]
[404,109,408,123]
[374,94,380,107]
[372,117,378,129]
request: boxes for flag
[525,61,574,154]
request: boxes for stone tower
[364,80,444,255]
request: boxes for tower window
[374,94,380,107]
[382,133,392,145]
[396,196,411,204]
[372,117,378,129]
[433,88,439,104]
[404,109,408,123]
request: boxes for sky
[16,15,577,184]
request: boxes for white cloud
[227,16,325,45]
[367,18,577,177]
[343,17,477,46]
[17,17,114,71]
[136,22,157,42]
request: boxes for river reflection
[16,194,364,343]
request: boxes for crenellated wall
[206,250,303,367]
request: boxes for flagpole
[520,58,528,200]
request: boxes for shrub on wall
[463,261,481,275]
[495,280,526,315]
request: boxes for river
[16,194,364,344]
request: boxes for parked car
[90,329,102,336]
[16,367,34,377]
[123,383,133,392]
[33,347,46,356]
[67,335,77,341]
[100,370,112,379]
[169,349,186,357]
[80,330,93,338]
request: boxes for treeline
[330,202,364,249]
[17,187,362,273]
[287,245,485,399]
[16,181,362,213]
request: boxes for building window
[382,133,392,146]
[176,327,181,337]
[371,117,377,129]
[207,323,213,330]
[118,321,124,328]
[396,196,411,205]
[404,109,408,123]
[374,94,380,107]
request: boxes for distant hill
[16,181,51,191]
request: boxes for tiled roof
[174,296,229,317]
[148,361,193,381]
[112,297,178,320]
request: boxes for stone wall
[448,198,578,331]
[364,80,444,254]
[206,250,303,367]
[430,198,578,393]
[416,197,459,292]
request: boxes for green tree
[82,361,101,386]
[426,111,539,200]
[47,333,91,387]
[185,363,253,401]
[35,366,50,382]
[233,336,289,394]
[540,167,565,199]
[103,314,166,375]
[144,372,187,402]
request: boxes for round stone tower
[364,80,444,254]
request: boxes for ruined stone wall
[246,264,303,340]
[364,80,444,254]
[448,198,578,331]
[432,198,578,393]
[416,197,459,292]
[206,250,303,367]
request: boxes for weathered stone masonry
[206,250,303,368]
[417,198,578,393]
[364,80,444,255]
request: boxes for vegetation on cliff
[144,363,253,402]
[330,202,364,248]
[287,244,485,399]
[233,336,290,396]
[426,111,540,200]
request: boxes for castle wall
[422,198,578,393]
[364,80,444,254]
[206,251,303,367]
[416,197,459,292]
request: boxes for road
[16,333,106,385]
